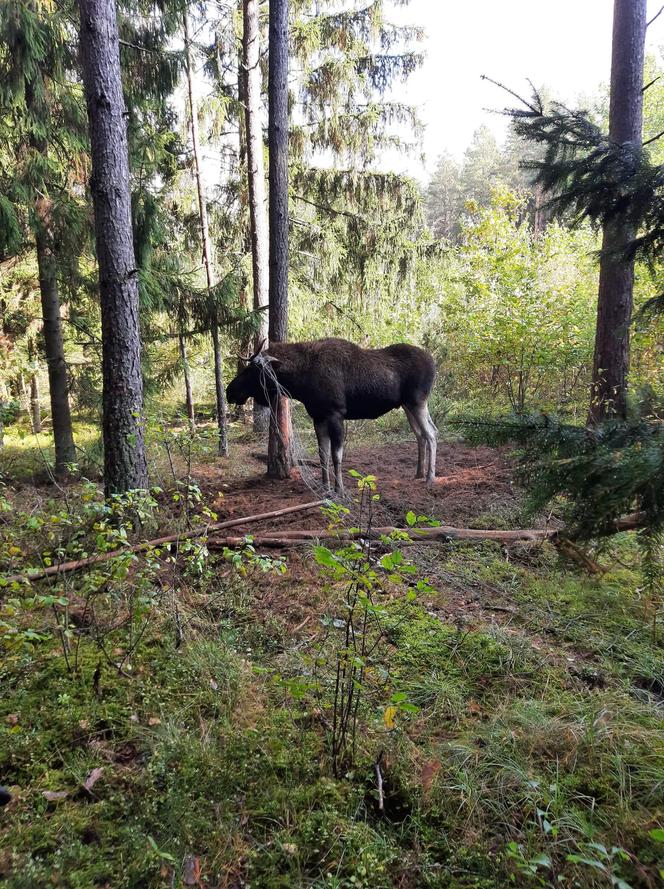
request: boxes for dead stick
[2,499,327,585]
[374,751,385,813]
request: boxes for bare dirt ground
[189,437,607,680]
[199,439,520,531]
[189,438,551,641]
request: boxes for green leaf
[313,546,337,568]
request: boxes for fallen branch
[555,538,606,575]
[206,513,646,558]
[207,526,548,548]
[4,509,646,585]
[1,499,327,586]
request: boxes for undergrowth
[0,441,662,888]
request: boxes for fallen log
[3,509,646,585]
[209,525,548,546]
[206,513,647,563]
[207,526,547,548]
[1,499,327,586]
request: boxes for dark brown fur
[226,338,437,492]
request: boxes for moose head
[226,340,282,407]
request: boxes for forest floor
[0,419,663,888]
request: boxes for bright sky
[387,0,664,182]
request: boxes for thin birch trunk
[183,10,228,455]
[28,339,42,433]
[178,332,195,430]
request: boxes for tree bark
[24,54,77,473]
[234,43,250,426]
[243,0,270,436]
[28,338,41,433]
[267,0,294,477]
[183,10,228,455]
[178,332,195,430]
[78,0,149,495]
[34,199,76,472]
[211,319,228,455]
[588,0,647,423]
[30,372,41,433]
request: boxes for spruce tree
[0,1,78,475]
[491,1,654,421]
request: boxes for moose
[226,338,437,494]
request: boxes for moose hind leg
[314,419,331,491]
[411,403,436,483]
[403,406,427,479]
[328,415,345,495]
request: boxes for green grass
[1,450,662,888]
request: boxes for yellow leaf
[383,706,397,730]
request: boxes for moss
[1,491,662,888]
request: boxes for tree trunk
[211,319,228,455]
[78,0,149,495]
[243,0,270,436]
[267,0,294,478]
[183,10,228,456]
[30,372,41,433]
[34,198,76,473]
[234,43,250,426]
[24,50,77,474]
[28,338,41,433]
[588,0,647,423]
[178,332,195,430]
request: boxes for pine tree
[79,0,149,494]
[242,0,270,435]
[589,0,647,422]
[267,0,294,479]
[491,1,657,422]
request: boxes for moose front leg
[314,419,331,491]
[328,414,346,496]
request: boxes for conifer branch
[480,74,541,115]
[647,4,664,28]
